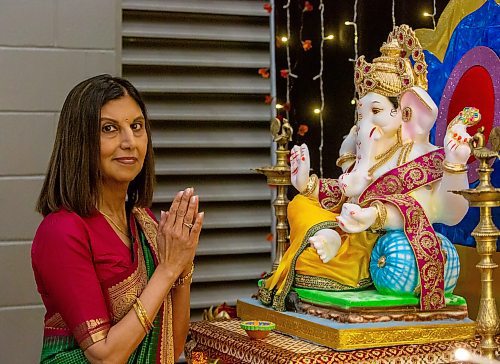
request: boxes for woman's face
[99,95,148,188]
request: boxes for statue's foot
[309,229,342,263]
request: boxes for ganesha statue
[258,25,480,313]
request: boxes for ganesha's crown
[354,25,428,98]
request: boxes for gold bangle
[336,153,356,168]
[301,174,318,197]
[442,160,467,174]
[133,298,153,333]
[173,263,194,289]
[370,201,387,232]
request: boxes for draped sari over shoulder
[31,207,174,364]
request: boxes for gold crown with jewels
[354,25,428,99]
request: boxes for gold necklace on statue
[99,210,129,237]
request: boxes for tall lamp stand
[452,126,500,359]
[255,118,292,271]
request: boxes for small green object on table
[240,320,276,339]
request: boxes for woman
[31,74,203,363]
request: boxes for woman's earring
[402,107,412,122]
[390,108,397,117]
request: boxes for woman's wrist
[180,261,194,277]
[155,263,179,283]
[173,263,194,289]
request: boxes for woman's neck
[97,182,128,218]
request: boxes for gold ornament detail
[442,160,468,174]
[301,174,319,197]
[335,152,356,168]
[133,297,154,333]
[398,141,414,166]
[451,127,500,359]
[172,263,194,288]
[448,106,481,129]
[370,200,388,232]
[368,127,403,177]
[354,24,427,99]
[402,106,412,122]
[237,299,476,350]
[254,117,292,271]
[99,210,129,237]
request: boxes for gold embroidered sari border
[74,317,110,350]
[294,274,372,291]
[271,221,338,312]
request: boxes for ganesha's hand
[290,144,310,193]
[309,229,341,263]
[337,203,377,233]
[444,107,481,164]
[444,123,472,165]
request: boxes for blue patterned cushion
[370,230,460,296]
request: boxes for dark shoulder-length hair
[37,74,155,217]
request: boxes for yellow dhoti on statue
[259,194,379,311]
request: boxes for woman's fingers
[158,188,203,270]
[158,210,168,231]
[174,188,193,230]
[174,188,192,218]
[189,212,204,243]
[165,190,184,230]
[182,195,198,232]
[193,197,199,224]
[157,211,168,262]
[165,188,192,230]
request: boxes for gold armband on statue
[301,174,318,197]
[442,160,468,174]
[336,153,356,168]
[370,201,387,232]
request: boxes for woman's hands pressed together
[157,187,204,280]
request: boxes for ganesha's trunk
[355,125,380,174]
[339,125,390,198]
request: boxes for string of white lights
[392,0,396,28]
[345,0,359,110]
[312,0,325,177]
[282,0,297,121]
[432,0,437,28]
[424,0,437,29]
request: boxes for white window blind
[122,0,273,321]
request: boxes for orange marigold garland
[258,68,270,79]
[297,124,309,136]
[302,39,312,51]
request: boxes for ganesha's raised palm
[290,144,311,193]
[444,123,473,164]
[443,106,480,164]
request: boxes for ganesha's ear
[400,86,438,141]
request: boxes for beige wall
[0,1,121,362]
